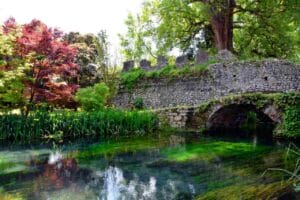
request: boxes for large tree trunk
[209,0,236,51]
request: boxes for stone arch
[206,103,279,136]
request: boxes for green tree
[94,31,119,104]
[64,32,98,67]
[0,18,28,110]
[119,12,157,61]
[120,0,300,59]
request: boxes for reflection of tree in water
[32,151,79,192]
[28,151,197,200]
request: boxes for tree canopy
[0,18,79,111]
[120,0,300,60]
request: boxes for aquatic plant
[0,187,24,200]
[262,143,300,191]
[162,140,270,162]
[196,181,294,200]
[0,109,158,141]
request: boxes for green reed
[0,109,158,141]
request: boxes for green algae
[162,140,271,162]
[74,136,168,160]
[0,134,298,199]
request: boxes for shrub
[121,68,145,90]
[75,83,109,111]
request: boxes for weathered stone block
[122,60,134,72]
[195,50,209,65]
[175,55,188,68]
[140,59,152,71]
[157,56,168,69]
[216,49,236,62]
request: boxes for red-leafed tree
[16,20,79,110]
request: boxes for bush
[121,68,145,90]
[75,83,109,111]
[0,109,158,141]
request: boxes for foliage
[119,12,156,61]
[0,109,158,141]
[16,19,79,109]
[75,83,109,111]
[0,18,27,110]
[282,106,300,138]
[121,68,145,90]
[0,18,79,111]
[133,97,145,110]
[196,181,293,200]
[121,61,213,90]
[94,31,119,104]
[63,32,98,66]
[120,0,300,59]
[261,143,300,195]
[234,0,300,59]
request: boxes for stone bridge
[155,93,285,133]
[113,59,300,133]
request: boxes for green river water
[0,133,298,200]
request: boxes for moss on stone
[120,60,217,90]
[195,92,300,138]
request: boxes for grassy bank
[0,109,158,141]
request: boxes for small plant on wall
[133,97,145,110]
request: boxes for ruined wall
[113,59,300,109]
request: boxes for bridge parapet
[114,59,300,109]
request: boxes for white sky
[0,0,144,58]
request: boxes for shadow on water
[0,132,299,200]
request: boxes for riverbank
[0,109,158,141]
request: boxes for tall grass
[0,109,158,141]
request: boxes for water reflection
[0,135,291,200]
[101,166,157,200]
[23,149,197,199]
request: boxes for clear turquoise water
[0,134,294,200]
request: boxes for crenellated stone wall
[113,59,300,109]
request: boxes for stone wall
[113,59,300,109]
